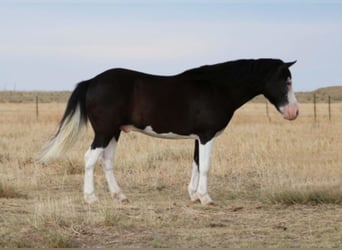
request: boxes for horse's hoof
[198,193,214,206]
[111,192,128,204]
[191,199,201,204]
[189,189,201,203]
[120,198,129,205]
[84,193,98,204]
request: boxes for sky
[0,0,342,91]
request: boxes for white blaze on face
[279,77,299,120]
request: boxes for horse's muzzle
[282,102,299,120]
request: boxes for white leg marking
[84,147,104,203]
[197,138,215,205]
[188,161,200,202]
[102,138,128,202]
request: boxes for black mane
[180,58,284,84]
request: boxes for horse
[40,58,299,205]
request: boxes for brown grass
[0,181,27,199]
[0,101,342,247]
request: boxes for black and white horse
[41,59,299,205]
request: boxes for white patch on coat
[121,125,199,140]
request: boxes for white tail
[40,104,86,162]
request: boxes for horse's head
[263,61,299,120]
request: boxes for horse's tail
[39,81,89,162]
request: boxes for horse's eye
[287,77,292,86]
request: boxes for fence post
[265,100,270,121]
[328,95,331,121]
[36,96,39,120]
[313,93,317,123]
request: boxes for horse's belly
[120,125,198,140]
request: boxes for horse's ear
[285,61,296,68]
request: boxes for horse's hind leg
[101,135,128,203]
[84,133,114,204]
[84,147,104,203]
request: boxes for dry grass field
[0,100,342,247]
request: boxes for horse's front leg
[188,138,215,205]
[188,140,200,202]
[196,138,215,205]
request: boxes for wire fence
[268,94,338,123]
[0,93,340,123]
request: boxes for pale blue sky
[1,0,341,91]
